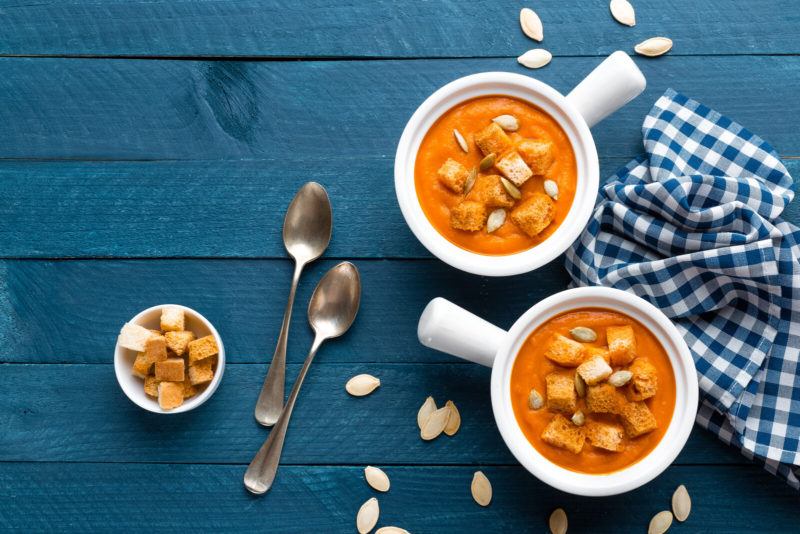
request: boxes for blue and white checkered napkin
[565,89,800,489]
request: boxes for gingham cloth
[565,89,800,489]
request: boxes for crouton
[517,139,555,175]
[158,381,184,410]
[188,360,214,386]
[145,334,168,364]
[586,346,611,363]
[510,193,555,237]
[466,174,515,208]
[586,421,625,452]
[620,401,658,438]
[132,352,152,379]
[576,355,613,386]
[607,325,637,365]
[450,200,487,231]
[160,306,185,332]
[474,123,512,156]
[437,158,470,194]
[495,151,533,186]
[541,414,585,454]
[543,333,586,367]
[627,358,658,401]
[165,330,196,357]
[182,377,199,399]
[118,322,156,352]
[155,358,185,382]
[585,383,625,414]
[546,373,577,414]
[187,335,219,366]
[144,375,161,397]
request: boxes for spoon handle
[255,261,304,427]
[244,334,325,495]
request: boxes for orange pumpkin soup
[414,95,577,255]
[510,308,676,474]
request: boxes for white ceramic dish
[418,287,698,496]
[395,51,646,276]
[114,304,225,414]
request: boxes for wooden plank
[2,158,798,259]
[0,56,798,161]
[0,463,796,532]
[0,362,747,465]
[0,0,798,58]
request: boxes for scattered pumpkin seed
[543,179,559,200]
[571,410,585,426]
[672,485,691,522]
[608,370,633,387]
[356,497,380,534]
[417,396,437,430]
[635,37,673,57]
[470,471,492,506]
[345,374,381,396]
[453,128,469,152]
[464,167,478,195]
[479,153,496,171]
[609,0,636,26]
[517,48,552,69]
[570,326,597,343]
[574,372,586,398]
[364,466,390,492]
[492,114,519,132]
[420,406,450,440]
[376,528,410,534]
[500,177,522,199]
[519,7,543,42]
[444,400,461,436]
[528,388,544,410]
[549,508,568,534]
[648,511,673,534]
[486,209,507,233]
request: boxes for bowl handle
[566,51,646,128]
[417,297,506,367]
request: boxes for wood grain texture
[0,56,798,161]
[0,0,798,58]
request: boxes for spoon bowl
[308,262,361,340]
[284,182,332,264]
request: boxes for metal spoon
[244,262,361,495]
[255,182,332,427]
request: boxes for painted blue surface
[0,1,799,532]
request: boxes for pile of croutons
[438,118,557,237]
[535,325,659,454]
[118,306,219,410]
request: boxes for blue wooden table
[1,1,798,531]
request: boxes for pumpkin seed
[464,167,478,195]
[486,209,507,233]
[479,153,496,171]
[471,471,492,506]
[635,37,673,57]
[417,396,437,430]
[528,388,544,410]
[648,511,673,534]
[453,128,469,152]
[549,508,568,534]
[574,372,586,398]
[672,485,691,522]
[345,374,381,396]
[420,406,450,440]
[544,179,559,200]
[500,177,522,199]
[609,0,636,26]
[571,410,585,426]
[444,400,461,436]
[608,370,633,387]
[519,7,543,42]
[356,497,380,534]
[517,48,552,69]
[570,326,597,343]
[376,528,410,534]
[492,114,519,132]
[364,466,390,492]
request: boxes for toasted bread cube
[155,358,185,382]
[627,358,658,401]
[511,193,555,237]
[187,335,219,365]
[607,325,637,366]
[450,200,487,231]
[546,373,577,414]
[586,346,611,363]
[474,123,512,156]
[144,375,161,397]
[620,401,658,437]
[165,330,196,357]
[437,158,470,194]
[543,333,586,367]
[160,306,185,332]
[132,352,153,379]
[118,322,156,352]
[517,139,555,175]
[577,355,613,386]
[188,360,214,386]
[182,377,199,399]
[496,151,533,186]
[158,382,184,410]
[145,334,168,364]
[585,383,625,414]
[586,421,625,452]
[466,174,515,208]
[541,414,585,454]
